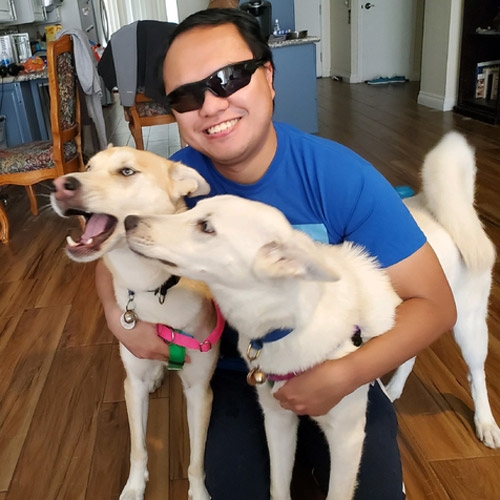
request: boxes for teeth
[66,236,93,247]
[207,119,238,135]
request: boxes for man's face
[163,24,275,169]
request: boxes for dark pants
[204,370,405,500]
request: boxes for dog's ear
[253,240,340,282]
[169,162,211,199]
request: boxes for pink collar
[267,371,302,382]
[156,302,225,353]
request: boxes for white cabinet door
[0,0,16,21]
[31,0,46,20]
[8,0,46,23]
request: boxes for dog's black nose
[125,215,140,231]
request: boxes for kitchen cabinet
[0,79,48,147]
[0,0,16,22]
[271,39,318,134]
[8,0,46,24]
[454,0,500,125]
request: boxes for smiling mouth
[206,118,239,135]
[64,209,118,257]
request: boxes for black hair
[165,8,274,71]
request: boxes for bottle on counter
[1,51,10,67]
[273,18,281,34]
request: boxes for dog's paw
[119,488,145,500]
[476,420,500,448]
[119,473,148,500]
[188,482,211,500]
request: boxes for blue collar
[246,327,294,362]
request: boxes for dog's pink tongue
[81,214,109,242]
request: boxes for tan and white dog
[124,132,499,500]
[51,146,220,500]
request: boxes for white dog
[124,132,499,500]
[51,146,222,500]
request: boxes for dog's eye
[197,219,215,234]
[120,167,136,177]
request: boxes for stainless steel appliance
[11,33,32,63]
[77,0,109,46]
[240,1,273,40]
[43,0,65,12]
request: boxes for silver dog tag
[120,310,138,330]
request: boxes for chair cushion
[0,140,78,175]
[136,100,172,117]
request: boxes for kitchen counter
[0,70,50,147]
[269,35,320,49]
[1,69,48,84]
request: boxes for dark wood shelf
[455,1,500,125]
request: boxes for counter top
[269,36,320,49]
[1,69,48,85]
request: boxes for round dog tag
[120,310,138,330]
[247,367,267,386]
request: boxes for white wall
[418,0,463,111]
[330,0,351,80]
[327,0,461,111]
[176,0,209,21]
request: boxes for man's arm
[95,259,170,360]
[273,242,457,416]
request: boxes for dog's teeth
[66,236,79,247]
[86,238,93,245]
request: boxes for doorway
[331,0,424,83]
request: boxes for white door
[294,0,324,77]
[353,0,417,82]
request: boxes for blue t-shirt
[171,122,425,268]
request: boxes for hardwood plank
[397,417,451,500]
[0,306,70,491]
[170,479,189,500]
[168,372,189,480]
[0,279,38,318]
[5,345,111,500]
[86,402,130,500]
[59,260,112,348]
[144,397,171,499]
[431,456,500,500]
[103,343,126,404]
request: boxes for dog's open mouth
[65,209,118,256]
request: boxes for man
[96,9,456,499]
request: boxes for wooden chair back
[0,34,83,242]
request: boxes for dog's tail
[420,131,496,272]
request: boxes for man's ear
[169,161,211,198]
[252,240,340,282]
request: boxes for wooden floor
[1,79,500,499]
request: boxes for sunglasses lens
[167,59,265,113]
[168,84,205,113]
[209,65,252,97]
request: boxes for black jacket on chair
[98,20,177,105]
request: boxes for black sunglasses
[166,58,267,113]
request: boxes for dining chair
[0,34,84,243]
[98,20,179,150]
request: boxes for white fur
[51,146,218,500]
[125,131,499,499]
[388,131,499,449]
